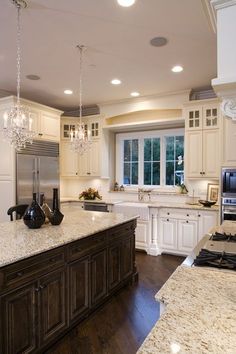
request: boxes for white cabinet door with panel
[39,112,60,141]
[178,220,198,254]
[159,218,177,251]
[202,129,219,178]
[198,210,218,241]
[221,116,236,167]
[60,142,79,177]
[185,131,203,178]
[78,140,101,177]
[135,221,149,251]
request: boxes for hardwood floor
[45,252,184,354]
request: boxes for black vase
[23,193,45,229]
[49,188,64,226]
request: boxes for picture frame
[207,183,219,204]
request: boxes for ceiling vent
[189,86,217,100]
[62,104,100,117]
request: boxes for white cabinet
[221,115,236,167]
[60,116,102,178]
[60,142,79,177]
[184,99,220,179]
[78,140,101,177]
[39,111,60,141]
[60,140,101,177]
[159,218,177,251]
[198,210,218,241]
[135,220,150,251]
[178,219,198,254]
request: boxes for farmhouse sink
[112,202,150,221]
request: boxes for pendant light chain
[78,45,83,124]
[16,3,21,105]
[2,0,35,150]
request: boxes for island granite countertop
[0,209,138,268]
[137,265,236,354]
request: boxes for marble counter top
[137,265,236,354]
[0,209,137,268]
[61,197,219,211]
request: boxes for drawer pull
[35,287,40,292]
[198,214,201,217]
[167,218,169,222]
[187,214,189,217]
[186,220,189,223]
[167,212,170,215]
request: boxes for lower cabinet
[0,282,38,354]
[177,220,198,254]
[68,256,90,324]
[159,218,177,251]
[135,220,149,251]
[0,220,136,353]
[91,249,107,306]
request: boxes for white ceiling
[0,0,216,110]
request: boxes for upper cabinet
[221,115,236,167]
[184,99,220,179]
[60,115,103,178]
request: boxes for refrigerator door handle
[32,158,37,195]
[37,157,40,202]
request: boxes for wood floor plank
[45,252,184,354]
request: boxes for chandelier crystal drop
[70,45,92,154]
[3,1,35,151]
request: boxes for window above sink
[116,128,184,189]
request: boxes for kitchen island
[0,209,138,354]
[137,222,236,354]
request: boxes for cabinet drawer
[67,232,107,261]
[107,221,136,243]
[159,208,198,220]
[0,248,65,292]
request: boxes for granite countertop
[0,209,137,268]
[60,197,123,205]
[137,265,236,354]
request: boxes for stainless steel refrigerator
[16,140,59,209]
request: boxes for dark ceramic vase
[23,193,45,229]
[49,188,64,226]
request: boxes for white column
[147,207,162,256]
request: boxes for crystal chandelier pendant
[2,1,35,151]
[70,45,92,154]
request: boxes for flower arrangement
[79,188,102,200]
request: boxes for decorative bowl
[198,200,216,207]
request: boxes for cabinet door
[108,242,121,291]
[39,268,67,346]
[39,112,60,141]
[78,149,90,177]
[178,220,198,254]
[68,256,90,323]
[1,283,37,354]
[91,249,107,306]
[222,116,236,166]
[121,234,134,279]
[198,211,218,241]
[185,107,202,130]
[159,218,177,250]
[203,129,219,178]
[89,140,101,176]
[60,142,79,177]
[135,221,149,250]
[90,121,100,138]
[203,105,219,129]
[185,131,203,178]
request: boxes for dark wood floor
[45,252,184,354]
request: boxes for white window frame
[116,128,184,189]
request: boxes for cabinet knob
[200,172,203,175]
[87,172,91,175]
[187,214,189,217]
[38,133,43,136]
[167,212,170,215]
[186,220,189,223]
[167,218,169,222]
[17,271,23,277]
[76,172,78,175]
[198,214,201,217]
[35,287,40,292]
[202,172,205,175]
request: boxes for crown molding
[211,0,236,10]
[201,0,217,33]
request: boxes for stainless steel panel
[83,202,108,212]
[38,156,59,209]
[17,140,59,157]
[16,154,37,205]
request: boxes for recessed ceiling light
[117,0,136,7]
[172,65,183,73]
[111,79,121,85]
[64,89,73,95]
[26,74,40,80]
[150,37,168,47]
[131,92,140,97]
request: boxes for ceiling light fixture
[70,45,91,155]
[64,89,73,95]
[150,37,168,47]
[26,74,40,80]
[111,79,121,85]
[3,0,35,150]
[117,0,136,7]
[172,65,183,73]
[131,92,140,97]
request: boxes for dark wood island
[0,209,138,354]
